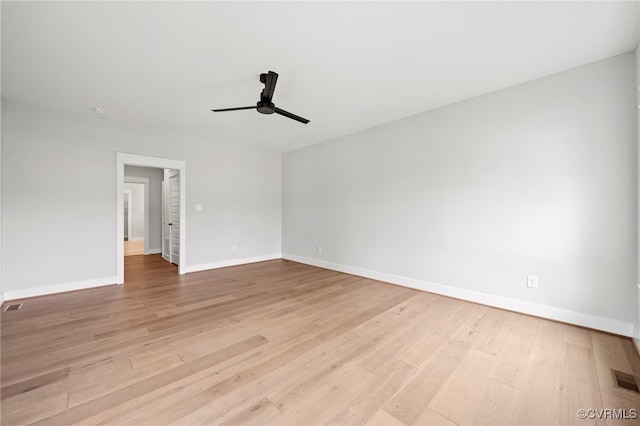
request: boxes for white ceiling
[2,1,638,153]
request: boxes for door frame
[116,152,186,283]
[124,176,150,254]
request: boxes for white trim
[117,152,186,284]
[148,248,162,255]
[124,176,150,255]
[282,253,635,337]
[127,237,144,242]
[124,177,150,184]
[185,253,282,274]
[3,276,118,301]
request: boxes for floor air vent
[3,303,23,312]
[611,369,640,393]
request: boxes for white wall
[283,53,637,336]
[2,100,281,298]
[636,42,640,346]
[123,182,145,240]
[0,97,3,304]
[0,5,4,307]
[124,165,164,251]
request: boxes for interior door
[161,179,170,262]
[168,170,180,265]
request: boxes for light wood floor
[124,240,145,256]
[1,255,639,425]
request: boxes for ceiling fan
[211,71,310,124]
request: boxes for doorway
[123,181,146,256]
[116,152,186,284]
[123,175,150,256]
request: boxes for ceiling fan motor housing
[257,101,275,114]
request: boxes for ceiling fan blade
[274,107,310,124]
[211,106,257,112]
[261,71,278,101]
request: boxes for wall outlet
[527,275,538,289]
[317,245,322,253]
[195,204,203,212]
[232,244,237,252]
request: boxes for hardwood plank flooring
[124,240,145,256]
[2,254,639,425]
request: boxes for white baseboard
[185,253,282,274]
[282,253,635,337]
[3,276,118,301]
[146,248,162,255]
[128,237,144,242]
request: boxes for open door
[162,169,180,266]
[162,178,170,262]
[169,170,180,265]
